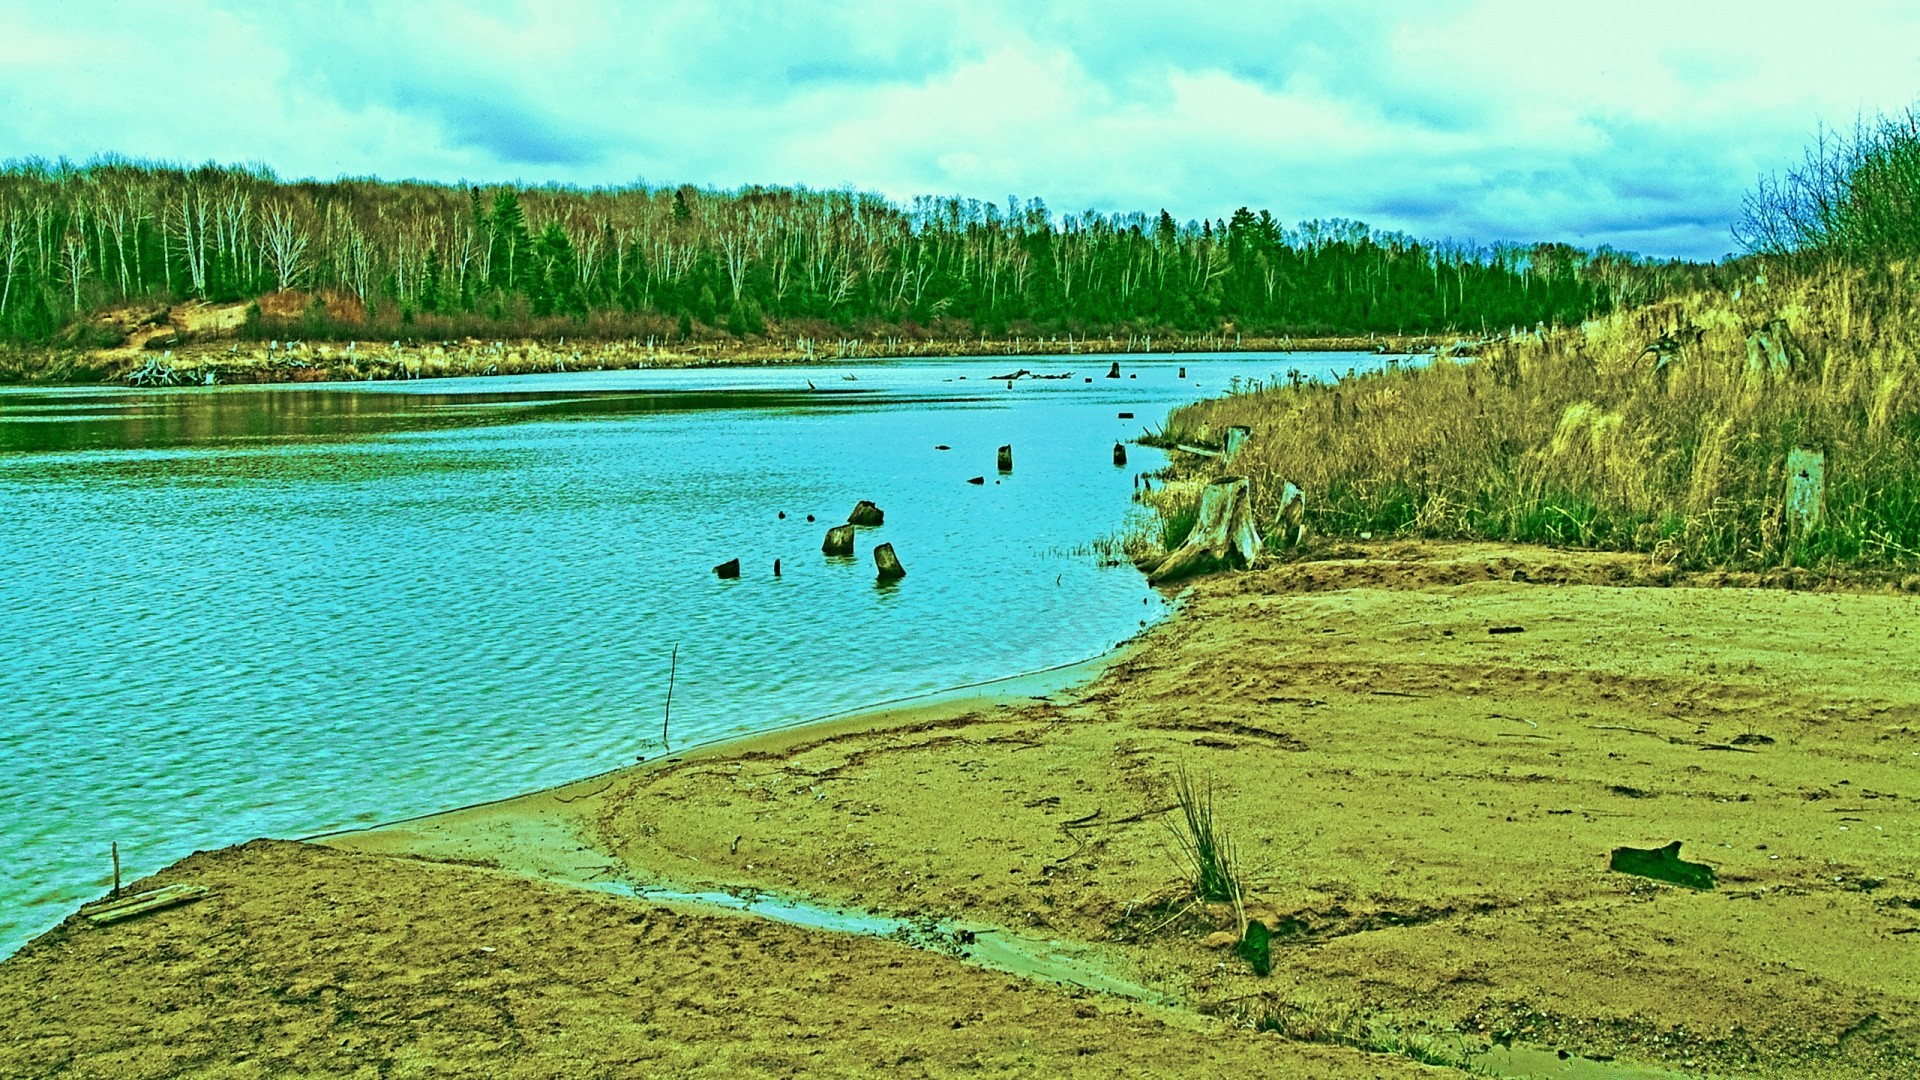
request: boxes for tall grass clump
[1168,767,1242,904]
[1161,257,1920,570]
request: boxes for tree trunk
[1145,476,1262,584]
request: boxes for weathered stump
[1271,481,1307,548]
[1785,447,1825,536]
[713,558,741,579]
[1113,442,1128,467]
[1106,362,1121,379]
[1223,426,1250,459]
[822,524,856,555]
[1144,475,1262,584]
[1178,366,1187,379]
[967,475,985,485]
[874,542,906,580]
[997,445,1013,473]
[848,500,885,526]
[773,558,782,577]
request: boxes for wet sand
[4,541,1916,1077]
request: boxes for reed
[1157,259,1920,570]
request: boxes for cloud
[1,0,1917,258]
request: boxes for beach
[3,540,1915,1076]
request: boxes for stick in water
[663,643,678,749]
[112,841,121,898]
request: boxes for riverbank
[3,540,1914,1077]
[0,317,1438,386]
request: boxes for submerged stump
[822,524,856,556]
[1144,475,1262,584]
[713,558,741,579]
[997,445,1014,473]
[1106,362,1121,379]
[1113,442,1128,467]
[848,500,885,526]
[874,542,906,580]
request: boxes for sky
[2,1,1917,261]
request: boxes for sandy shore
[4,541,1916,1077]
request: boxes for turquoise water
[0,352,1383,957]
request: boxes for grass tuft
[1167,767,1242,905]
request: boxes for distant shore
[0,326,1443,387]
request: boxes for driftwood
[822,524,855,555]
[848,500,885,526]
[874,542,906,580]
[1145,476,1262,584]
[997,445,1013,472]
[990,368,1032,381]
[82,883,210,926]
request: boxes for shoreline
[5,540,1916,1076]
[300,639,1146,848]
[0,331,1437,388]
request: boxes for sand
[4,541,1916,1077]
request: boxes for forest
[0,157,1709,347]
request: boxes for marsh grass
[1159,261,1920,570]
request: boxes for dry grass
[1161,260,1920,569]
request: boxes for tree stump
[1223,426,1250,459]
[1271,481,1307,548]
[1784,447,1825,536]
[1144,476,1262,584]
[848,500,885,526]
[967,475,985,485]
[1178,366,1186,378]
[874,542,906,580]
[822,524,855,555]
[997,445,1013,472]
[713,558,741,579]
[1106,362,1121,379]
[1113,442,1128,467]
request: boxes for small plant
[1168,767,1241,905]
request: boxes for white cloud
[1,0,1916,258]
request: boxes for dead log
[874,542,906,580]
[848,500,885,526]
[997,445,1013,472]
[822,524,855,555]
[1144,476,1262,584]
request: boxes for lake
[0,351,1385,956]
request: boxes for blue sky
[3,1,1917,259]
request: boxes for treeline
[0,156,1701,346]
